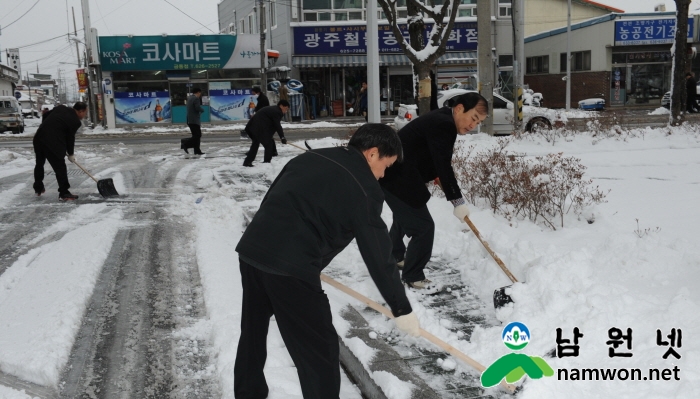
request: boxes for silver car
[394,89,553,134]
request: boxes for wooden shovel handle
[320,274,516,393]
[71,159,99,183]
[463,216,518,284]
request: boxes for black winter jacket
[236,146,412,317]
[244,105,285,140]
[254,93,270,113]
[379,107,463,208]
[33,105,82,157]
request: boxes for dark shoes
[183,148,189,154]
[35,189,45,196]
[243,162,254,167]
[59,192,79,201]
[194,151,205,155]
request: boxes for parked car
[0,96,25,134]
[661,84,700,108]
[394,89,553,134]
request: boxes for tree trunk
[407,1,431,116]
[671,0,692,125]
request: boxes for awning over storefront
[292,51,476,68]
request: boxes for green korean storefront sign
[98,34,261,71]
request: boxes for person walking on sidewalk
[379,92,487,289]
[359,81,368,121]
[182,88,205,155]
[234,124,420,399]
[252,86,270,113]
[32,102,88,201]
[242,99,289,167]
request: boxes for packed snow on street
[0,124,698,398]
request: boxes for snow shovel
[71,159,120,198]
[461,215,518,308]
[320,273,516,393]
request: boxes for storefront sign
[76,69,88,90]
[114,91,171,123]
[98,34,261,71]
[610,68,626,106]
[293,22,477,55]
[614,18,694,46]
[209,89,256,121]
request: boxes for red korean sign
[76,69,88,90]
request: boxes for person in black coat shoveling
[242,99,289,167]
[234,124,419,399]
[379,92,488,289]
[182,88,205,155]
[32,102,87,201]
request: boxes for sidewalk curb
[338,305,440,399]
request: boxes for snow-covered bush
[453,140,608,230]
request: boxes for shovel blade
[493,285,514,308]
[97,178,119,198]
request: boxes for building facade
[218,0,521,116]
[525,12,698,108]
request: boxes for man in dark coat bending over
[33,102,88,201]
[234,124,420,399]
[379,92,488,289]
[242,99,289,166]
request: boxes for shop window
[349,11,362,20]
[248,14,255,33]
[112,71,168,81]
[333,0,362,9]
[112,81,169,93]
[560,51,591,72]
[304,12,318,21]
[526,55,549,74]
[304,0,331,10]
[240,18,245,34]
[209,69,259,79]
[499,0,512,17]
[319,12,331,20]
[270,0,277,29]
[335,12,348,20]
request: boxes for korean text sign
[293,22,477,55]
[98,34,261,71]
[614,18,694,46]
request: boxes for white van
[0,96,25,134]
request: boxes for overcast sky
[0,0,696,86]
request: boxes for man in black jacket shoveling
[32,102,87,201]
[242,99,289,167]
[234,124,420,399]
[379,92,488,289]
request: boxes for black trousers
[243,131,275,165]
[234,260,340,399]
[184,123,202,153]
[383,189,434,283]
[33,142,70,195]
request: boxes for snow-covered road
[0,126,699,399]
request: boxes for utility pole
[512,0,525,132]
[27,71,33,116]
[366,0,380,123]
[72,7,82,66]
[477,0,493,135]
[566,0,571,110]
[258,0,267,90]
[81,0,97,126]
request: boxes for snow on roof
[578,0,624,13]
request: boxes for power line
[0,0,29,23]
[3,0,42,31]
[161,0,217,33]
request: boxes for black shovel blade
[97,178,119,198]
[493,285,514,308]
